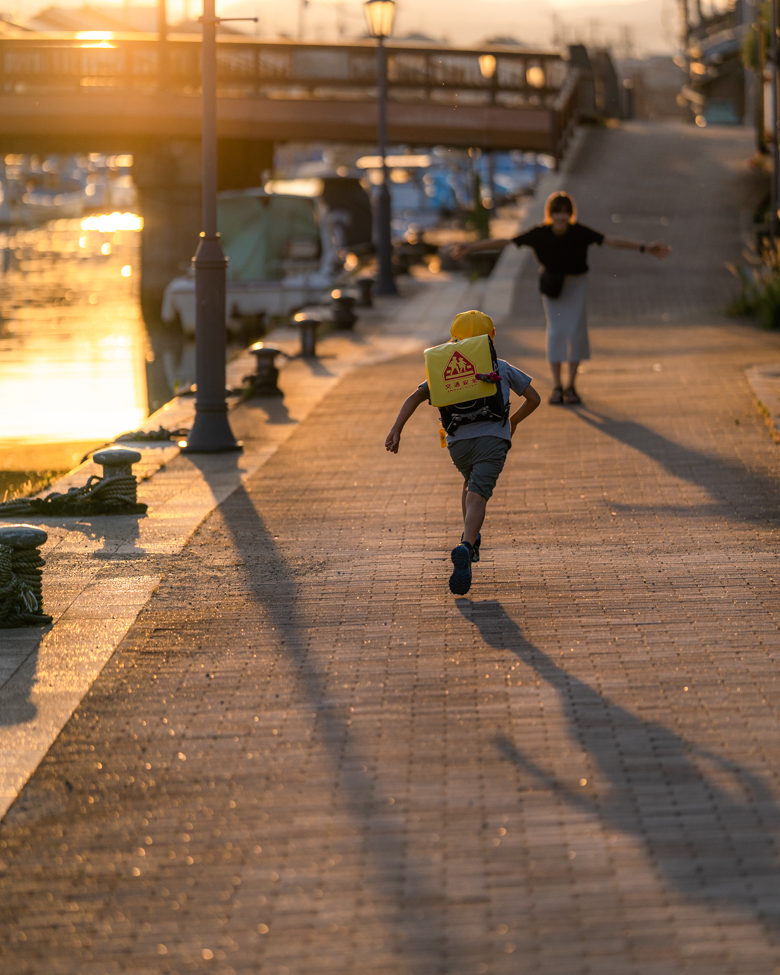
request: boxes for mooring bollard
[331,289,358,329]
[293,314,320,358]
[357,277,374,308]
[246,342,283,396]
[0,524,51,628]
[0,447,146,518]
[93,447,143,505]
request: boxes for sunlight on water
[0,215,147,447]
[81,212,143,233]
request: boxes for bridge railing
[0,35,572,109]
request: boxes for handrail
[551,67,581,165]
[0,35,573,103]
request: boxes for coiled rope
[78,428,189,464]
[115,426,189,443]
[0,542,51,628]
[0,473,146,518]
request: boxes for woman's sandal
[563,386,582,405]
[549,386,564,405]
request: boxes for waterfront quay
[3,121,780,974]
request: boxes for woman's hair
[543,191,577,225]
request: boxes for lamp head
[478,54,497,79]
[364,0,395,38]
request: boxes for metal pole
[375,35,398,296]
[757,9,767,155]
[771,0,780,243]
[298,0,307,38]
[157,0,167,90]
[183,0,240,453]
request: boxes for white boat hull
[162,276,333,336]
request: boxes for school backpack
[423,333,509,435]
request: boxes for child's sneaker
[449,543,473,595]
[461,532,482,562]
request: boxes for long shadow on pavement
[0,515,144,728]
[575,407,780,526]
[0,630,44,726]
[458,598,780,939]
[217,480,466,973]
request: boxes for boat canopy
[218,193,321,282]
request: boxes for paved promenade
[3,123,780,975]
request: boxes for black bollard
[293,315,320,358]
[357,277,374,308]
[246,342,283,396]
[93,447,142,505]
[0,524,52,628]
[331,289,358,329]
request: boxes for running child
[385,310,540,595]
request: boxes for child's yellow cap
[450,309,495,340]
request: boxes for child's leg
[567,361,580,387]
[463,491,487,546]
[549,361,563,387]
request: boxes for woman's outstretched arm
[450,238,515,260]
[603,236,671,259]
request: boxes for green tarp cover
[217,195,320,282]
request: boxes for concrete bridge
[0,35,579,160]
[0,35,581,319]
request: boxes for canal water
[0,213,200,502]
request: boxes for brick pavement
[3,123,780,975]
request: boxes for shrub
[726,241,780,328]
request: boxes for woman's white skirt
[541,272,589,363]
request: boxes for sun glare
[81,212,143,233]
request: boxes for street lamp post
[364,0,398,296]
[182,0,244,453]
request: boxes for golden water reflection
[0,214,148,467]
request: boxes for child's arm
[385,386,430,453]
[509,383,541,436]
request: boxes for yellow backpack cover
[423,334,497,407]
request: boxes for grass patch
[0,470,64,504]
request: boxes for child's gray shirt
[418,358,532,445]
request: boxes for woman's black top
[512,223,605,274]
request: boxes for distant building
[399,32,440,44]
[480,36,526,49]
[679,0,749,125]
[568,44,623,121]
[619,56,690,121]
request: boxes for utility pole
[298,0,308,39]
[757,4,768,155]
[157,0,167,89]
[677,0,690,46]
[771,0,780,242]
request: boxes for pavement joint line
[0,270,510,823]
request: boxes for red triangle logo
[443,349,476,381]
